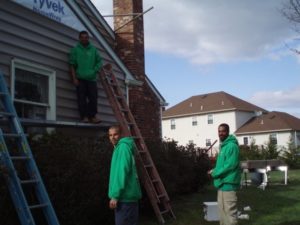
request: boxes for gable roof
[162,91,266,118]
[235,111,300,134]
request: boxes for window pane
[208,114,213,124]
[206,139,211,146]
[270,133,277,145]
[170,119,176,129]
[15,68,49,104]
[243,137,248,145]
[192,117,197,126]
[15,102,47,119]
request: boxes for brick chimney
[113,0,162,140]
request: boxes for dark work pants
[115,202,139,225]
[76,79,98,119]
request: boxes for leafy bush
[239,140,262,161]
[240,137,283,161]
[260,136,282,160]
[145,140,211,196]
[0,132,210,225]
[280,136,300,169]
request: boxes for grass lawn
[140,169,300,225]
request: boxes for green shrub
[240,137,284,161]
[0,133,210,225]
[145,140,211,196]
[280,136,300,169]
[239,140,262,160]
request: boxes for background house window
[207,114,213,124]
[170,119,176,130]
[11,59,56,120]
[297,133,300,142]
[206,139,211,147]
[243,137,249,145]
[192,117,197,126]
[270,133,277,145]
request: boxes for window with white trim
[206,139,211,147]
[11,59,56,120]
[170,119,176,130]
[270,133,277,145]
[192,116,197,126]
[243,137,249,145]
[207,114,213,124]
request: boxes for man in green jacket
[208,123,241,225]
[69,30,102,123]
[108,125,142,225]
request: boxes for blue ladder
[0,72,60,225]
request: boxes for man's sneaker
[81,117,89,123]
[89,117,102,124]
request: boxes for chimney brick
[113,0,162,140]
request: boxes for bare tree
[281,0,300,53]
[282,0,300,24]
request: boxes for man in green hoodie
[208,123,241,225]
[69,30,102,123]
[108,125,142,225]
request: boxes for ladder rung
[11,156,31,160]
[158,194,167,198]
[121,108,129,112]
[152,179,160,183]
[138,150,147,154]
[0,92,7,96]
[160,209,170,214]
[144,164,153,168]
[3,133,22,138]
[20,179,39,184]
[29,203,48,209]
[0,111,14,117]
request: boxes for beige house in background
[162,91,300,151]
[235,111,300,148]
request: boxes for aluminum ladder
[100,64,176,224]
[0,72,60,225]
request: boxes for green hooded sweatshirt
[212,135,241,191]
[108,137,142,202]
[69,42,102,81]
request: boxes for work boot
[89,116,102,124]
[81,117,89,123]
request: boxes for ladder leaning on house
[100,64,176,224]
[0,72,60,225]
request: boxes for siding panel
[0,1,126,126]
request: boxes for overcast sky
[92,0,300,118]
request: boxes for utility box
[203,202,219,221]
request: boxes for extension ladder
[100,64,175,224]
[0,72,60,225]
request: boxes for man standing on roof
[69,30,102,123]
[108,125,142,225]
[208,123,241,225]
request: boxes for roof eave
[235,128,296,135]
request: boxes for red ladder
[100,64,175,224]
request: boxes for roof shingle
[235,111,300,134]
[162,91,266,118]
